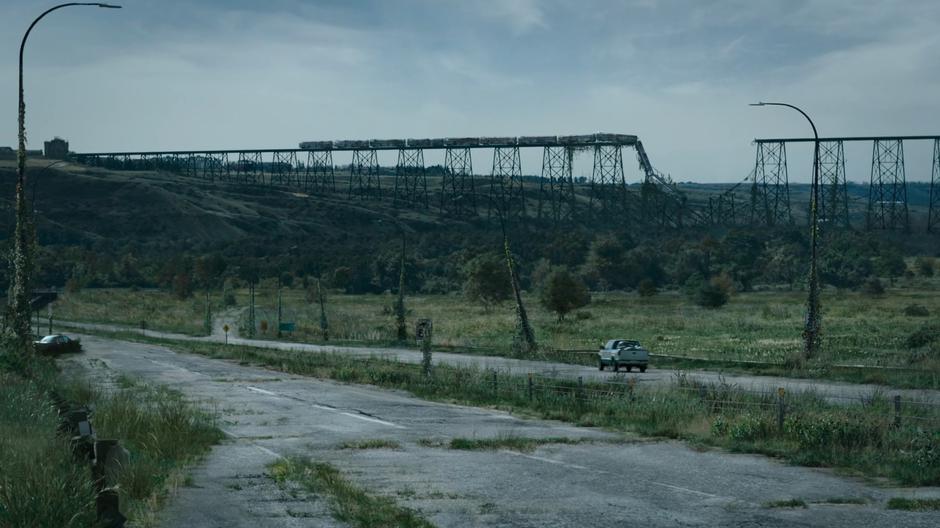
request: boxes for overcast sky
[2,0,938,182]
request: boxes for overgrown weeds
[338,439,401,450]
[0,352,223,527]
[886,497,940,511]
[445,435,589,452]
[270,457,434,528]
[0,371,97,528]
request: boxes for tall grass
[0,372,97,527]
[55,288,209,336]
[88,380,225,522]
[0,354,223,527]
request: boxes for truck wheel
[639,366,647,373]
[598,362,604,371]
[624,365,632,372]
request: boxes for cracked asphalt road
[62,334,940,527]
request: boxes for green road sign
[279,322,296,332]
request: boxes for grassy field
[144,338,940,486]
[54,288,209,336]
[57,281,940,373]
[0,356,223,527]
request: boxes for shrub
[462,253,512,309]
[915,256,935,277]
[905,325,939,349]
[861,277,884,296]
[637,278,657,297]
[540,267,591,321]
[727,413,773,442]
[223,290,237,307]
[902,304,930,317]
[693,275,732,309]
[172,273,193,300]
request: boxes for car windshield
[39,335,57,344]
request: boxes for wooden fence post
[492,370,498,396]
[527,373,533,401]
[777,387,786,433]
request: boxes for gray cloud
[1,0,937,182]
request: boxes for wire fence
[428,366,940,431]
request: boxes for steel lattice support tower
[205,153,228,183]
[867,139,909,231]
[304,151,335,194]
[816,140,850,228]
[271,151,299,186]
[488,147,526,218]
[589,145,626,215]
[928,139,940,233]
[235,151,264,184]
[394,148,429,207]
[708,194,733,225]
[440,147,476,216]
[539,146,575,224]
[348,149,381,199]
[750,142,792,226]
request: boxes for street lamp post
[750,101,821,360]
[12,3,121,351]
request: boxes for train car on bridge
[299,140,333,150]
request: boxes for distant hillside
[0,159,936,294]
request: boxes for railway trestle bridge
[72,133,940,232]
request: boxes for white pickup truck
[597,339,649,373]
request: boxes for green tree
[172,272,194,300]
[540,267,591,321]
[637,278,657,297]
[582,235,629,290]
[331,267,352,292]
[462,253,512,309]
[692,274,733,309]
[915,257,935,277]
[874,251,907,279]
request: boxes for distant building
[44,137,69,159]
[0,146,14,160]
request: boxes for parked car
[33,334,82,355]
[598,339,649,372]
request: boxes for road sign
[279,322,295,333]
[415,319,433,342]
[223,324,230,333]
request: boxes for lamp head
[96,3,122,8]
[749,102,765,107]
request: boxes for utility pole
[395,234,407,342]
[317,278,329,341]
[276,279,283,338]
[204,289,211,335]
[495,204,536,356]
[247,281,256,338]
